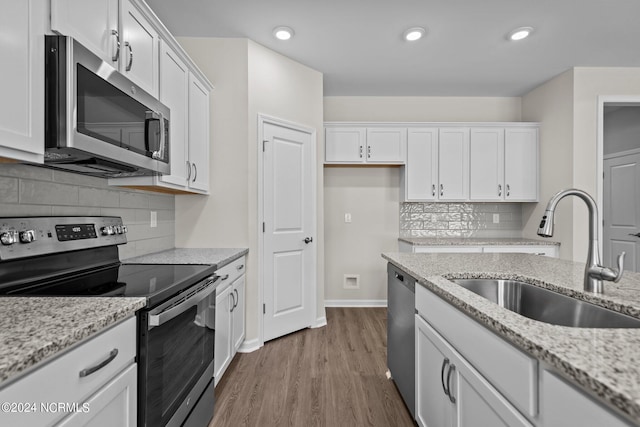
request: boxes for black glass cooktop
[3,263,216,308]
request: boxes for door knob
[628,233,640,238]
[304,237,313,244]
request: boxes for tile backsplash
[400,202,523,238]
[0,164,175,260]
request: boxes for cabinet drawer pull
[440,358,450,397]
[221,274,230,281]
[236,264,244,271]
[446,363,456,403]
[79,349,118,378]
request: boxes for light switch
[345,213,352,223]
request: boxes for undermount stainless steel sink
[450,278,640,328]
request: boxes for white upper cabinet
[51,0,119,65]
[365,128,406,163]
[120,0,159,97]
[438,128,470,201]
[325,125,406,164]
[0,0,47,163]
[469,126,538,202]
[187,73,211,193]
[504,127,538,201]
[158,40,189,187]
[51,0,159,97]
[403,128,439,201]
[469,128,505,201]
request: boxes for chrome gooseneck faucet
[537,188,625,294]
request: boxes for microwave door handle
[151,111,166,161]
[148,276,219,329]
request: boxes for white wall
[521,70,575,260]
[323,96,522,303]
[175,37,324,345]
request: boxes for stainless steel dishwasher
[387,263,415,417]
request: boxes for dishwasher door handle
[394,272,404,282]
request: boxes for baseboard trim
[324,299,387,307]
[312,316,327,328]
[237,338,261,353]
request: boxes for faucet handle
[613,252,626,283]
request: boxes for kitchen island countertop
[124,247,248,269]
[382,251,640,424]
[0,297,145,386]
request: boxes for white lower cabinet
[541,370,634,427]
[214,256,246,386]
[0,317,137,427]
[416,314,533,427]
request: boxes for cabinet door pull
[192,163,198,182]
[230,291,236,313]
[124,42,133,71]
[440,184,444,197]
[498,184,502,196]
[111,30,120,62]
[506,184,510,197]
[233,288,239,309]
[367,145,371,158]
[446,363,456,403]
[432,184,436,197]
[440,358,450,397]
[186,161,191,181]
[359,145,363,158]
[79,349,118,378]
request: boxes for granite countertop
[124,248,248,269]
[0,297,145,386]
[382,251,640,424]
[399,237,560,246]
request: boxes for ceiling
[145,0,640,97]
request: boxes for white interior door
[603,152,640,271]
[262,120,315,342]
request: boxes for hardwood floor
[209,307,416,427]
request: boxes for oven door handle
[148,276,219,329]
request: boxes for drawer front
[0,317,136,427]
[414,246,483,254]
[416,285,538,418]
[483,245,559,258]
[216,256,246,292]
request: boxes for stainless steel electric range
[0,216,219,427]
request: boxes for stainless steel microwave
[44,36,170,177]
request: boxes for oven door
[138,275,218,427]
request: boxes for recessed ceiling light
[507,26,534,41]
[403,27,426,42]
[273,26,294,41]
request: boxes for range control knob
[19,230,36,243]
[0,230,18,246]
[122,225,128,233]
[100,226,114,236]
[115,225,123,234]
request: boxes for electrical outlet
[150,211,157,228]
[493,213,500,224]
[345,213,352,223]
